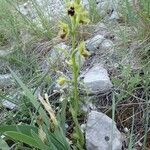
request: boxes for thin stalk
[70,15,84,150]
[71,23,79,116]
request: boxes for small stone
[49,43,70,63]
[81,124,86,133]
[0,74,14,88]
[80,64,113,94]
[86,111,123,150]
[40,59,49,73]
[101,39,114,51]
[2,100,17,110]
[0,50,12,57]
[124,127,129,133]
[109,10,120,20]
[65,123,69,129]
[86,35,105,53]
[81,102,96,113]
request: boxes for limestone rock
[49,43,70,62]
[80,65,113,94]
[0,74,14,88]
[86,111,123,150]
[2,100,17,110]
[86,35,105,53]
[101,39,114,52]
[0,49,12,57]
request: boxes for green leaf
[0,124,38,137]
[50,130,71,150]
[4,131,42,149]
[0,137,9,150]
[31,130,51,150]
[9,68,49,126]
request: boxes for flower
[78,41,90,58]
[57,77,66,86]
[68,7,75,16]
[58,22,70,39]
[65,59,73,66]
[67,2,90,24]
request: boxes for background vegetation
[0,0,150,149]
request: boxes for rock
[49,43,70,63]
[35,0,65,19]
[80,65,113,94]
[81,124,86,133]
[0,61,9,74]
[17,1,36,19]
[2,100,17,110]
[96,0,127,21]
[101,39,114,52]
[1,91,21,110]
[109,10,120,20]
[0,48,13,73]
[39,43,71,72]
[0,49,12,57]
[94,23,108,35]
[86,111,123,150]
[86,35,105,53]
[0,74,14,88]
[81,101,96,113]
[40,59,49,73]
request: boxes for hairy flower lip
[58,22,70,39]
[57,77,66,86]
[78,41,90,58]
[68,7,75,16]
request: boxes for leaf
[50,130,71,150]
[0,124,38,137]
[9,68,49,126]
[4,131,42,149]
[0,137,9,150]
[31,130,51,150]
[122,65,131,78]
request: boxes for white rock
[40,59,49,73]
[2,100,17,110]
[96,0,125,20]
[124,127,129,133]
[50,43,70,61]
[86,111,123,150]
[35,0,65,19]
[81,124,86,133]
[101,39,114,51]
[97,0,111,16]
[86,35,105,53]
[80,65,113,94]
[81,102,96,112]
[0,50,12,57]
[0,74,14,88]
[109,10,120,20]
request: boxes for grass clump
[0,0,150,149]
[0,0,90,149]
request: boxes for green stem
[70,18,84,150]
[68,8,85,149]
[71,24,79,116]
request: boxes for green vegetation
[0,0,150,149]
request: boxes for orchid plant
[58,0,90,149]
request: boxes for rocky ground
[0,0,150,150]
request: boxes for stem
[70,17,84,150]
[71,22,79,116]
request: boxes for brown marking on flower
[68,7,75,16]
